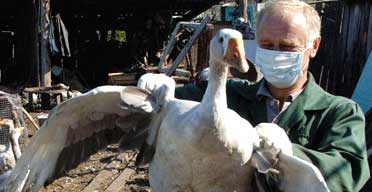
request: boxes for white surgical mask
[255,47,307,88]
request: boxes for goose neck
[201,59,228,109]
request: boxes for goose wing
[0,85,159,192]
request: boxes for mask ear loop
[299,40,315,77]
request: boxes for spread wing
[277,153,329,192]
[0,86,158,192]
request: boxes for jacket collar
[278,73,331,131]
[299,73,331,110]
[233,72,331,129]
[235,72,331,110]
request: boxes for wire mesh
[0,92,27,147]
[0,123,9,146]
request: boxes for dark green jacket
[175,73,370,192]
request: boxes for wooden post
[238,0,248,22]
[25,0,41,86]
[196,26,213,74]
[39,0,52,87]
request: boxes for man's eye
[261,44,274,50]
[279,45,297,51]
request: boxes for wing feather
[0,86,155,192]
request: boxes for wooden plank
[108,73,138,85]
[39,0,52,87]
[81,151,136,192]
[157,23,182,70]
[81,169,114,192]
[30,0,41,86]
[196,27,213,74]
[24,85,69,92]
[21,107,39,130]
[104,158,137,192]
[108,80,138,85]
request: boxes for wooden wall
[310,1,372,98]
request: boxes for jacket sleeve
[174,82,207,102]
[292,102,370,191]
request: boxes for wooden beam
[104,157,137,192]
[166,16,210,76]
[39,0,52,87]
[25,0,40,86]
[157,23,182,71]
[196,27,213,74]
[21,107,39,130]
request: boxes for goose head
[209,29,249,72]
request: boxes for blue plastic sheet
[352,52,372,113]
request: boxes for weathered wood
[196,27,213,74]
[157,23,182,70]
[28,0,41,86]
[104,156,137,192]
[310,1,372,97]
[24,85,69,92]
[21,107,39,130]
[39,0,52,87]
[81,151,137,192]
[158,19,212,76]
[166,16,210,76]
[107,73,138,85]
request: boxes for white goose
[133,29,329,192]
[0,29,329,192]
[132,29,260,191]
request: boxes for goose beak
[224,38,249,73]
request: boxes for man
[175,0,370,191]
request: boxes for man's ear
[309,37,321,58]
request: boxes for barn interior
[0,0,230,91]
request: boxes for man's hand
[251,123,329,192]
[250,123,292,175]
[255,123,293,155]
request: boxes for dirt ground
[24,112,151,192]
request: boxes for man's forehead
[291,13,307,29]
[261,9,307,27]
[258,12,308,43]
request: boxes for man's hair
[256,0,321,42]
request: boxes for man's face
[257,13,312,72]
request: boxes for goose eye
[219,37,224,43]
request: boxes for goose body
[148,99,258,191]
[136,29,259,191]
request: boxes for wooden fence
[310,0,372,98]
